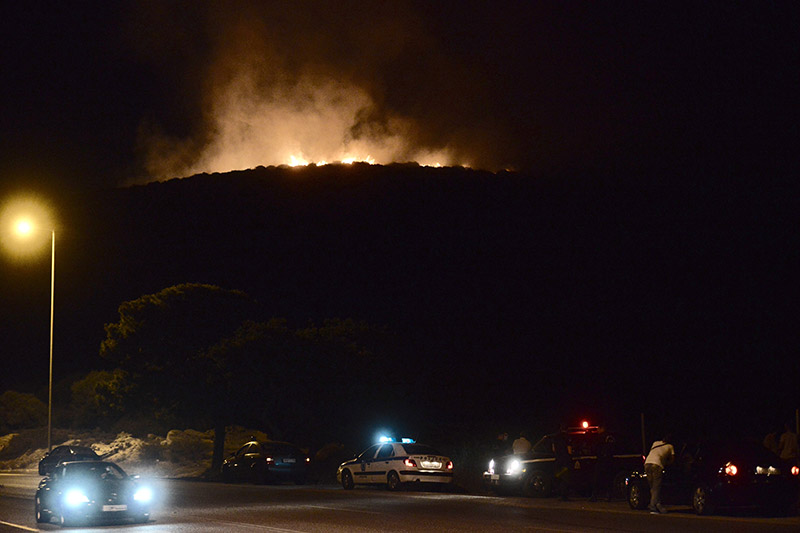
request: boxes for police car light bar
[377,436,416,444]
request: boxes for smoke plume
[134,1,476,181]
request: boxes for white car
[337,438,454,491]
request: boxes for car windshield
[402,444,441,456]
[63,462,126,481]
[358,445,379,460]
[71,446,96,454]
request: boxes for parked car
[34,460,153,526]
[626,438,800,515]
[221,439,310,484]
[484,425,642,498]
[337,438,454,491]
[38,445,101,476]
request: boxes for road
[2,472,799,532]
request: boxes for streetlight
[1,197,56,452]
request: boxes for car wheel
[523,471,551,497]
[627,481,649,510]
[387,471,402,491]
[341,469,354,490]
[692,485,715,515]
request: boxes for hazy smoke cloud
[136,1,471,181]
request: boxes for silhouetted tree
[201,318,391,469]
[0,390,47,431]
[69,369,128,429]
[100,283,257,431]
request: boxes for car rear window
[402,444,442,456]
[71,446,97,455]
[262,444,300,456]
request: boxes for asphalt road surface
[2,473,799,532]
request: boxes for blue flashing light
[401,438,416,444]
[378,436,393,443]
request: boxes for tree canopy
[98,283,397,471]
[100,283,257,427]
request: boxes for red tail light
[446,461,454,470]
[724,462,738,476]
[404,458,417,468]
[792,466,799,476]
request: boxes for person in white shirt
[512,431,532,455]
[644,435,674,514]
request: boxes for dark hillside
[4,163,795,439]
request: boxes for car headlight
[133,486,153,503]
[756,465,781,476]
[506,459,522,475]
[64,488,90,506]
[488,459,495,474]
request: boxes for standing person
[644,435,674,514]
[512,431,532,455]
[552,430,572,501]
[493,432,511,456]
[778,422,799,463]
[590,432,616,501]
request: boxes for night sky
[1,1,797,443]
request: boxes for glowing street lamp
[1,197,56,452]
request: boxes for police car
[484,423,642,498]
[337,438,454,491]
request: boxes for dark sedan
[484,426,642,498]
[221,439,310,484]
[627,439,799,515]
[38,445,101,475]
[35,460,153,526]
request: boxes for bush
[163,429,214,463]
[311,442,351,484]
[69,370,127,429]
[0,391,47,431]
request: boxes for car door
[229,444,257,481]
[240,443,264,480]
[352,445,380,485]
[569,433,597,492]
[371,444,396,482]
[659,445,695,505]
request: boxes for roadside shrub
[138,438,165,462]
[311,442,351,484]
[163,429,214,463]
[0,391,47,431]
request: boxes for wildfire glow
[286,154,378,167]
[142,64,459,180]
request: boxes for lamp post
[47,228,55,453]
[2,198,56,452]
